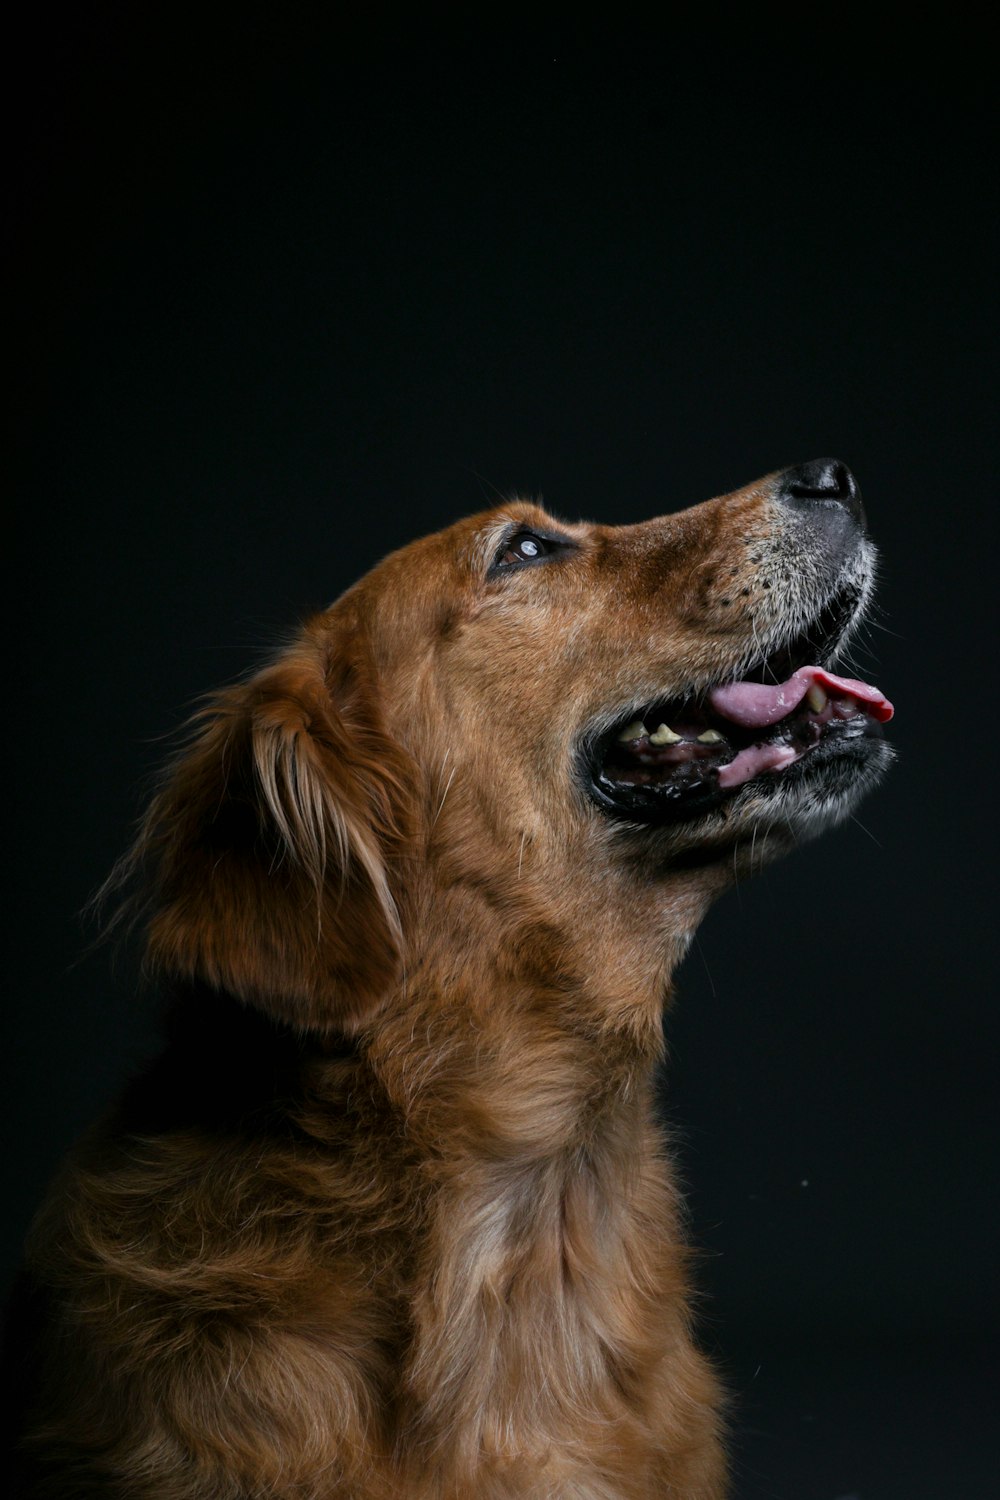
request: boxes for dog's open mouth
[587,662,893,825]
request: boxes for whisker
[850,814,883,847]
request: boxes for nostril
[779,458,865,527]
[787,460,850,502]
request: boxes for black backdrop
[8,10,998,1496]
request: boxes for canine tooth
[806,682,828,713]
[696,729,724,744]
[649,723,682,745]
[617,718,647,742]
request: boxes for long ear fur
[122,628,414,1033]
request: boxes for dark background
[8,9,998,1496]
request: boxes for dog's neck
[359,866,720,1470]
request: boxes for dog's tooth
[617,718,647,742]
[696,728,724,744]
[649,723,682,745]
[806,682,828,713]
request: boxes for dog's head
[129,460,892,1032]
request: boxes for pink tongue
[717,742,800,789]
[708,666,894,728]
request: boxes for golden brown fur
[18,471,885,1496]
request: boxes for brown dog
[19,461,892,1497]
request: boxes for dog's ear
[133,628,415,1033]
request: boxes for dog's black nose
[777,458,865,528]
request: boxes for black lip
[588,757,725,824]
[584,715,886,827]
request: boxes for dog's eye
[495,532,557,569]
